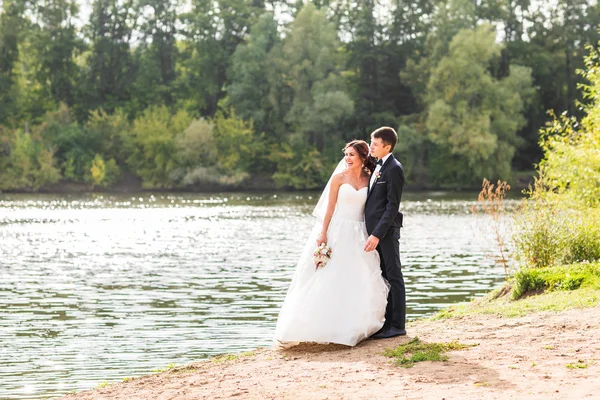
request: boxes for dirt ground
[62,306,600,400]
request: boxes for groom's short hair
[371,127,398,152]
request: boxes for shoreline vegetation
[0,170,536,195]
[60,41,600,399]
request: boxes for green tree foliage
[178,0,264,116]
[127,106,191,188]
[0,129,60,190]
[538,45,600,207]
[86,153,119,187]
[37,104,98,182]
[131,0,180,110]
[172,109,253,186]
[29,0,82,108]
[227,12,281,136]
[0,0,26,126]
[173,118,218,185]
[86,109,132,173]
[425,25,533,184]
[80,0,138,119]
[0,0,599,192]
[514,43,600,269]
[280,3,354,152]
[213,108,253,173]
[270,141,333,190]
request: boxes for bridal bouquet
[313,243,332,270]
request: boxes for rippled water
[0,191,512,399]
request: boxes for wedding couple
[275,127,406,347]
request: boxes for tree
[178,0,264,116]
[227,12,281,136]
[127,106,191,188]
[0,128,61,190]
[539,43,600,207]
[37,104,99,182]
[425,24,533,184]
[85,108,132,175]
[30,0,83,108]
[131,0,181,110]
[0,0,27,126]
[280,2,354,152]
[80,0,138,119]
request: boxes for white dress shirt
[369,153,392,190]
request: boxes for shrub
[512,262,600,299]
[514,198,600,269]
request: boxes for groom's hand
[364,235,379,252]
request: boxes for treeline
[0,0,598,191]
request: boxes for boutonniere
[375,171,382,180]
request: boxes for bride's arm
[316,174,343,246]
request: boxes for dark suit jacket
[365,154,404,240]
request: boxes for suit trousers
[376,227,406,329]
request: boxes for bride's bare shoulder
[331,172,345,186]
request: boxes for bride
[274,140,389,347]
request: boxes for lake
[0,191,511,399]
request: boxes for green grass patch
[512,262,600,300]
[383,337,476,368]
[431,262,600,320]
[152,363,177,373]
[566,360,588,369]
[432,286,600,319]
[211,350,257,363]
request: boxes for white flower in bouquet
[313,243,332,270]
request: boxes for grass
[566,360,589,369]
[512,262,600,300]
[152,363,177,373]
[211,350,257,363]
[383,337,476,368]
[434,287,600,319]
[433,262,600,319]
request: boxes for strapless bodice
[333,183,367,221]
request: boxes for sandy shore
[62,306,600,400]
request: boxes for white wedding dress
[274,183,389,347]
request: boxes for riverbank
[61,289,600,400]
[0,171,535,194]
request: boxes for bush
[0,129,61,190]
[37,105,98,182]
[269,140,332,190]
[514,200,600,269]
[86,154,120,188]
[172,116,251,187]
[86,109,132,172]
[212,108,254,173]
[512,262,600,300]
[513,44,600,272]
[127,106,192,188]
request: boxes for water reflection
[0,191,512,399]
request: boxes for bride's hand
[316,233,327,246]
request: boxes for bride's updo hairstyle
[343,140,376,174]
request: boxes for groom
[364,127,406,338]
